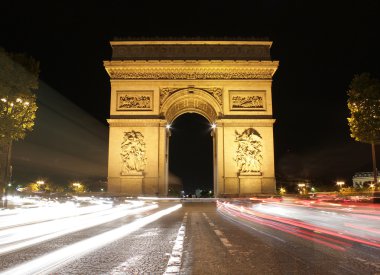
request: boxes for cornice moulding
[110,41,273,46]
[107,119,166,127]
[104,60,279,80]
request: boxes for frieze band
[106,68,275,80]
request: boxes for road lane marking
[220,237,233,247]
[202,213,215,227]
[214,229,223,236]
[203,213,234,254]
[164,212,188,275]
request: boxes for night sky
[1,1,379,190]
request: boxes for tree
[0,47,39,206]
[347,73,380,188]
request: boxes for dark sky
[1,1,379,189]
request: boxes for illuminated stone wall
[104,41,278,196]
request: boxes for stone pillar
[239,173,263,194]
[121,175,143,194]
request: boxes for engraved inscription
[117,91,153,111]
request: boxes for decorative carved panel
[106,67,275,80]
[233,128,263,174]
[160,87,222,107]
[116,91,153,111]
[121,131,147,175]
[229,90,266,111]
[165,98,217,123]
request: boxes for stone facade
[104,40,278,196]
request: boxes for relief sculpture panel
[229,90,266,111]
[233,128,263,174]
[121,130,147,175]
[117,91,153,111]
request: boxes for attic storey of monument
[104,40,278,197]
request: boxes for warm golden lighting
[336,181,345,187]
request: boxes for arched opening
[168,113,214,198]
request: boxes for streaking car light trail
[0,204,182,275]
[0,200,113,229]
[0,200,148,255]
[217,201,380,250]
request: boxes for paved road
[0,200,379,274]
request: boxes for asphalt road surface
[0,198,379,274]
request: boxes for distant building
[352,172,379,188]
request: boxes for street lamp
[72,182,83,193]
[297,183,306,194]
[336,181,344,190]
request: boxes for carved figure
[121,131,147,174]
[233,128,263,173]
[231,95,263,109]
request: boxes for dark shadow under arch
[169,113,213,196]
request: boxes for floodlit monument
[104,40,279,196]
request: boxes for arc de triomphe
[104,40,279,197]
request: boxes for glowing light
[166,124,171,129]
[336,181,345,186]
[1,98,6,102]
[16,98,22,103]
[0,201,152,255]
[36,180,44,185]
[1,204,182,275]
[217,199,380,250]
[24,101,29,106]
[211,123,216,129]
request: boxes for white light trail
[0,204,182,275]
[0,201,149,255]
[0,202,112,229]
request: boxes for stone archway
[168,113,214,197]
[161,87,221,123]
[104,40,279,197]
[161,88,221,196]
